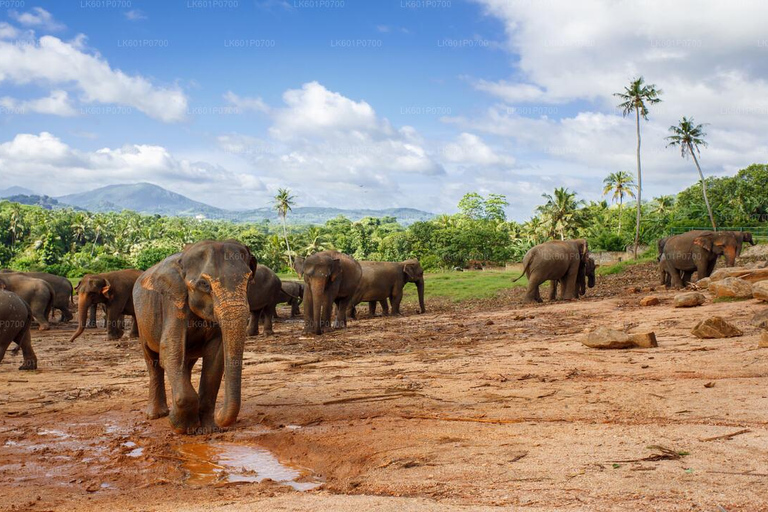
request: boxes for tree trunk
[633,108,642,259]
[690,143,716,231]
[618,197,623,234]
[281,214,293,269]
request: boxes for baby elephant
[0,289,37,370]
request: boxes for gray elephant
[69,270,142,343]
[350,259,426,318]
[294,251,362,335]
[277,281,304,318]
[0,273,54,330]
[514,239,589,303]
[661,230,739,288]
[133,240,256,434]
[550,253,596,299]
[246,265,282,336]
[725,231,756,256]
[1,270,73,322]
[0,289,37,370]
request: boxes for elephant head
[68,274,112,343]
[402,259,426,314]
[693,232,739,267]
[578,254,597,296]
[301,252,342,334]
[293,256,306,276]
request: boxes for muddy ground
[2,263,768,511]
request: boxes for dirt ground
[2,263,768,511]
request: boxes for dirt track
[2,264,768,511]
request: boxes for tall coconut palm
[614,77,663,258]
[602,171,636,235]
[665,117,715,230]
[273,188,295,268]
[536,187,583,240]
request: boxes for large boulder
[696,277,711,290]
[582,327,657,349]
[753,281,768,302]
[674,292,706,308]
[709,267,768,284]
[691,316,743,339]
[640,296,660,306]
[709,277,754,299]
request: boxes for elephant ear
[293,257,305,277]
[247,251,258,279]
[330,258,343,282]
[693,235,713,251]
[101,279,114,300]
[403,262,418,280]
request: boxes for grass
[402,269,527,304]
[596,253,657,276]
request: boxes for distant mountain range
[0,183,434,225]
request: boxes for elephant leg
[247,310,260,336]
[524,277,543,303]
[142,344,169,420]
[303,290,315,334]
[106,309,124,340]
[391,289,403,315]
[333,299,347,329]
[380,300,389,316]
[16,328,37,371]
[163,346,199,434]
[262,306,275,336]
[129,315,139,338]
[30,299,50,331]
[667,263,685,289]
[198,337,224,432]
[368,301,377,317]
[549,280,558,301]
[87,304,97,328]
[322,295,334,331]
[562,266,579,300]
[290,299,300,318]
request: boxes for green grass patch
[402,269,526,304]
[596,255,656,276]
[712,296,751,303]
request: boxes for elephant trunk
[309,279,325,335]
[68,293,91,343]
[214,300,249,428]
[416,279,425,314]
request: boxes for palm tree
[602,171,636,235]
[651,195,675,218]
[614,77,663,258]
[536,187,584,240]
[273,188,295,268]
[665,117,715,230]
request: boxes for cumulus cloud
[441,132,514,166]
[0,90,78,116]
[0,32,188,122]
[223,91,270,114]
[123,10,147,21]
[9,7,65,32]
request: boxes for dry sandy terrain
[1,263,767,511]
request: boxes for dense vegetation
[1,164,766,277]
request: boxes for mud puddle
[174,441,321,490]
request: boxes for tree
[665,117,715,230]
[484,194,509,222]
[273,188,295,268]
[602,171,636,234]
[536,187,583,240]
[457,192,484,220]
[614,77,662,258]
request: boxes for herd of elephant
[0,230,753,434]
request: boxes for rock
[709,267,768,283]
[753,281,768,302]
[709,277,754,299]
[628,332,658,348]
[691,316,743,339]
[695,277,711,289]
[760,332,768,348]
[640,296,660,306]
[582,327,636,349]
[674,292,705,308]
[625,286,641,294]
[751,309,768,329]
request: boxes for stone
[709,277,754,299]
[751,309,768,329]
[691,316,743,339]
[628,332,658,348]
[709,267,768,283]
[753,281,768,302]
[581,327,636,349]
[625,286,641,294]
[674,292,705,308]
[640,296,660,306]
[760,332,768,348]
[695,277,711,290]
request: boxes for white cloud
[123,10,147,21]
[0,33,188,122]
[0,90,77,116]
[441,132,514,166]
[9,7,65,31]
[223,91,270,114]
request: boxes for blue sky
[1,1,767,220]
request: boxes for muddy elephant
[69,270,142,343]
[294,251,362,335]
[246,265,282,336]
[1,270,73,322]
[0,289,37,370]
[0,273,54,330]
[515,239,589,303]
[661,230,739,288]
[350,259,426,318]
[277,281,304,318]
[133,240,256,434]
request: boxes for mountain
[53,183,433,225]
[0,186,34,198]
[2,194,76,210]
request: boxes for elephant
[294,250,362,335]
[0,273,54,330]
[725,231,756,257]
[551,253,596,299]
[658,254,693,288]
[246,265,282,336]
[277,281,304,318]
[133,240,256,434]
[0,289,37,370]
[0,270,73,322]
[661,230,739,288]
[68,269,142,343]
[514,239,589,303]
[349,259,426,318]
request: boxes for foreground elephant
[0,289,37,370]
[69,270,142,343]
[294,251,362,335]
[0,270,73,322]
[350,259,426,317]
[550,253,597,299]
[0,274,54,330]
[246,265,282,336]
[277,281,304,318]
[133,240,256,434]
[515,239,589,302]
[661,230,739,288]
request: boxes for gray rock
[674,292,705,308]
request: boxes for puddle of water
[174,442,320,491]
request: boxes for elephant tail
[512,255,532,283]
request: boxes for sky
[1,0,767,220]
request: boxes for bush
[591,230,626,252]
[135,246,178,270]
[7,255,41,272]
